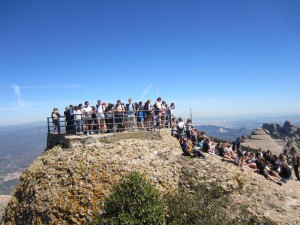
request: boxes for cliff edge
[2,131,300,224]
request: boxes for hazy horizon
[1,114,299,128]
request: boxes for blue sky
[1,0,300,125]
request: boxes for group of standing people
[51,97,175,134]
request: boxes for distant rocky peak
[262,120,300,151]
[282,120,299,134]
[262,123,281,134]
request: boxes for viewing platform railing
[47,109,172,135]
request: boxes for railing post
[169,109,172,128]
[47,117,50,134]
[112,110,115,133]
[153,112,155,130]
[58,117,61,134]
[74,114,77,135]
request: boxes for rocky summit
[2,130,300,224]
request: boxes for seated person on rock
[202,138,213,153]
[244,152,257,171]
[180,138,192,156]
[279,162,292,180]
[191,142,206,159]
[220,142,236,162]
[255,153,283,186]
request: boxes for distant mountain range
[195,125,252,142]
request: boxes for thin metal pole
[47,117,50,134]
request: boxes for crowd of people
[51,97,175,134]
[172,120,300,186]
[50,98,300,186]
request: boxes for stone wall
[47,129,172,149]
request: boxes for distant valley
[195,125,252,142]
[0,121,46,194]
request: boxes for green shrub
[164,183,232,225]
[91,171,165,225]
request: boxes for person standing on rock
[291,147,300,181]
[51,108,61,133]
[235,135,247,170]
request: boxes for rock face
[244,128,284,155]
[0,196,10,222]
[283,120,299,135]
[262,120,300,151]
[262,123,281,135]
[2,131,300,224]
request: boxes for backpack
[297,154,300,164]
[126,103,135,112]
[144,104,149,111]
[177,124,184,133]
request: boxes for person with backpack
[291,147,300,180]
[176,117,186,141]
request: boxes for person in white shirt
[96,100,107,133]
[73,104,84,134]
[83,101,93,134]
[126,98,136,130]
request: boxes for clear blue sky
[1,0,300,125]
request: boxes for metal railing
[47,109,172,135]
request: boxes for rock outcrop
[283,120,299,135]
[263,120,300,151]
[2,131,300,224]
[243,128,284,155]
